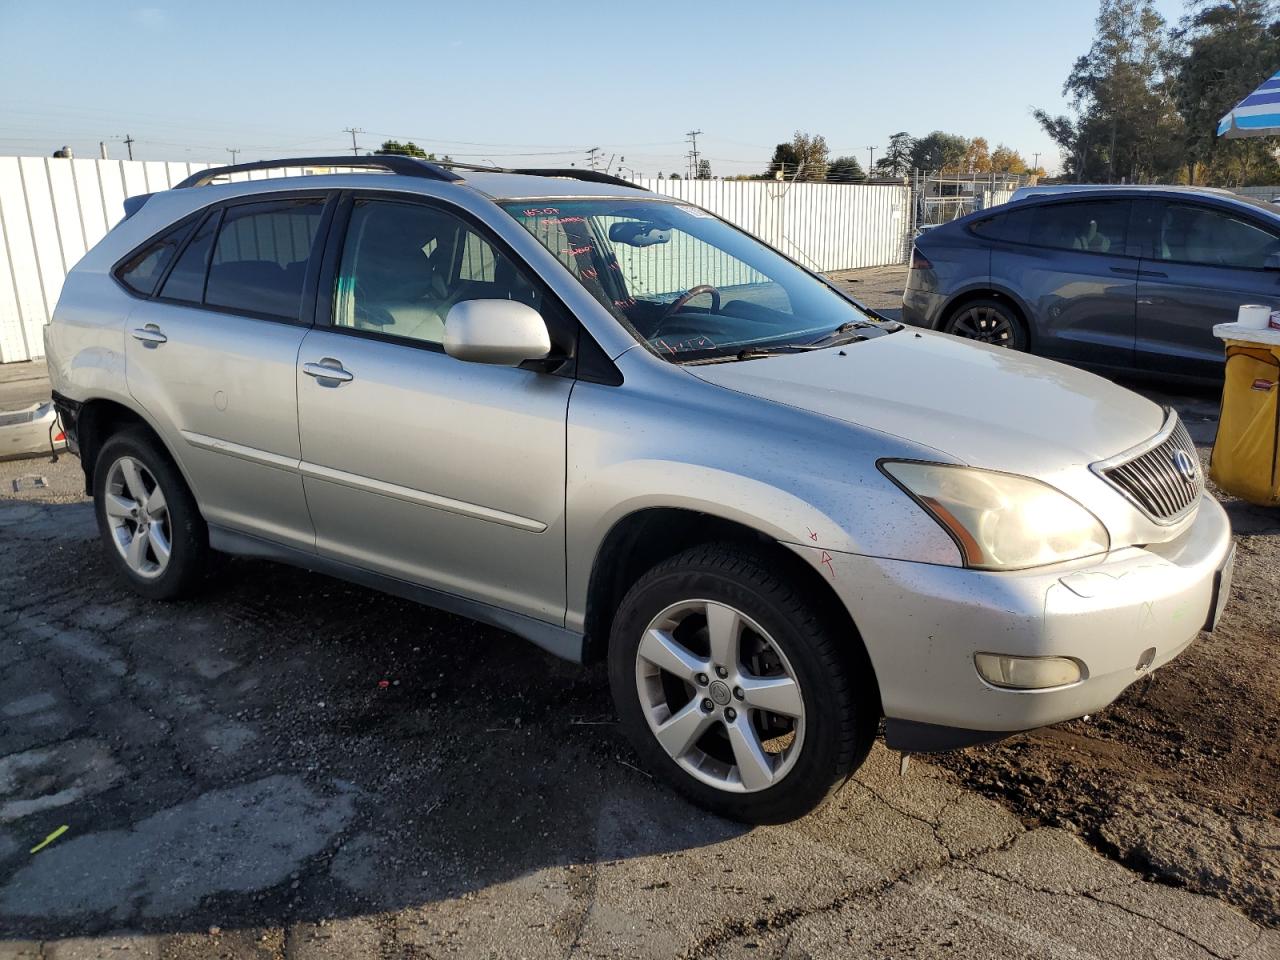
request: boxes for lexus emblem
[1171,449,1199,485]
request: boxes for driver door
[296,194,575,623]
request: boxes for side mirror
[1264,252,1280,270]
[443,299,551,366]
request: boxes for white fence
[0,158,913,364]
[633,178,909,274]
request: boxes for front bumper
[801,495,1234,751]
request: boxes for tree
[696,158,713,179]
[764,142,799,178]
[1171,0,1280,185]
[874,132,915,177]
[1040,0,1185,182]
[377,139,431,158]
[990,144,1030,174]
[909,131,969,173]
[962,137,992,173]
[826,155,865,181]
[669,172,681,180]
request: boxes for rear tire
[608,543,878,823]
[93,427,208,600]
[943,298,1027,350]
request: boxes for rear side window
[116,220,195,295]
[970,208,1033,244]
[1155,204,1280,269]
[204,199,325,319]
[1026,200,1129,254]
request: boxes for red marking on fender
[820,551,835,578]
[806,527,819,542]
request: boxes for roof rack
[173,155,464,189]
[433,160,644,191]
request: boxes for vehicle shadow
[0,497,748,940]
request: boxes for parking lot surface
[1,268,1277,958]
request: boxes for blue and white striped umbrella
[1218,69,1280,138]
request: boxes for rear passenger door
[1133,199,1280,379]
[294,194,574,625]
[123,193,333,551]
[986,198,1137,369]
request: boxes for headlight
[881,462,1109,570]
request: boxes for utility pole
[685,129,703,179]
[99,141,108,160]
[1031,152,1041,176]
[867,145,878,172]
[343,127,365,156]
[227,148,240,163]
[585,146,601,170]
[122,133,135,161]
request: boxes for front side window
[204,199,325,319]
[1026,200,1129,254]
[500,199,887,362]
[1155,204,1280,268]
[334,199,547,346]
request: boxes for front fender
[564,376,962,632]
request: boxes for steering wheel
[659,285,721,323]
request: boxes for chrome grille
[1096,416,1202,523]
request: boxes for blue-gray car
[903,185,1280,380]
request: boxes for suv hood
[688,330,1164,474]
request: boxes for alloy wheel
[950,305,1016,346]
[634,599,806,793]
[103,456,172,579]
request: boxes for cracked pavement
[1,454,1276,958]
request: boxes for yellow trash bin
[1210,322,1280,507]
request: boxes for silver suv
[46,156,1234,823]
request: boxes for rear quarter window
[115,219,196,295]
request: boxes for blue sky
[1,0,1191,175]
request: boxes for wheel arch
[74,398,192,498]
[938,286,1037,348]
[582,507,881,714]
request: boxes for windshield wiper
[804,318,901,348]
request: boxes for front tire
[608,544,878,823]
[943,298,1027,350]
[93,427,208,600]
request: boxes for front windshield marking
[500,199,888,362]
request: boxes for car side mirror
[1265,253,1280,270]
[444,300,551,366]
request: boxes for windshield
[500,198,889,362]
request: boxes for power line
[343,127,365,156]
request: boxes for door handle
[302,359,354,384]
[1109,266,1139,276]
[1138,269,1168,279]
[131,324,167,345]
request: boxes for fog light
[974,653,1083,690]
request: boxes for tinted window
[204,199,325,319]
[1156,204,1280,268]
[971,207,1032,244]
[158,212,218,304]
[116,220,194,295]
[335,199,548,346]
[1027,200,1129,254]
